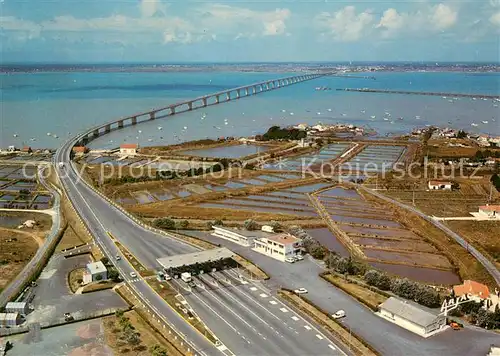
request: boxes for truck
[58,162,65,169]
[181,272,192,283]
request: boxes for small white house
[428,180,452,190]
[378,297,447,337]
[119,143,138,156]
[253,233,302,261]
[477,205,500,220]
[261,225,274,233]
[83,261,108,284]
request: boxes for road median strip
[278,289,379,356]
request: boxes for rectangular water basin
[287,182,331,193]
[255,175,286,182]
[331,214,402,228]
[369,261,460,285]
[179,144,270,159]
[239,179,267,186]
[198,203,316,216]
[319,187,361,199]
[306,228,349,256]
[223,181,247,189]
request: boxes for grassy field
[68,267,85,293]
[0,229,39,292]
[103,310,184,356]
[321,273,388,311]
[446,220,500,265]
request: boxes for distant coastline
[1,62,499,74]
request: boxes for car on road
[294,255,304,261]
[450,322,461,330]
[294,287,308,294]
[332,310,346,319]
[129,271,137,278]
[164,273,172,281]
[115,255,121,261]
[285,257,296,263]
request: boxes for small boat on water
[328,108,332,112]
[383,118,389,121]
[415,115,421,120]
[13,134,18,137]
[370,115,376,119]
[471,123,478,127]
[482,121,489,124]
[361,110,366,113]
[398,117,404,120]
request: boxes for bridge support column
[215,95,220,104]
[118,120,124,128]
[105,124,111,133]
[170,106,176,115]
[150,112,155,120]
[131,117,137,125]
[202,98,207,107]
[260,84,264,91]
[236,89,240,99]
[244,88,249,96]
[93,129,99,137]
[226,92,230,101]
[187,102,193,111]
[252,86,256,94]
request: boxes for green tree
[178,220,189,229]
[108,268,120,282]
[150,344,168,356]
[95,274,103,281]
[153,218,176,230]
[100,257,110,266]
[244,219,258,231]
[269,221,281,232]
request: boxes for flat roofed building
[84,261,107,283]
[378,297,446,337]
[5,302,29,315]
[428,180,452,190]
[0,313,22,327]
[253,233,302,261]
[157,247,235,271]
[211,226,256,246]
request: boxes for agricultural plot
[312,186,460,285]
[384,187,491,217]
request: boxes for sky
[0,0,499,63]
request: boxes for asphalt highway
[55,137,347,355]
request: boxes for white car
[129,271,137,278]
[285,257,296,263]
[332,310,346,319]
[294,288,308,294]
[164,273,172,281]
[294,255,304,261]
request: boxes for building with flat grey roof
[157,247,235,271]
[0,313,22,327]
[5,302,29,315]
[378,297,446,337]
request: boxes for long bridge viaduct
[77,72,331,146]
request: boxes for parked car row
[285,255,305,263]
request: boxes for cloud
[430,4,457,30]
[490,11,500,26]
[198,5,291,38]
[140,0,167,18]
[376,3,458,38]
[315,6,374,42]
[0,3,291,46]
[0,16,41,40]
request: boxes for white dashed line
[280,308,289,313]
[291,316,299,321]
[316,334,324,340]
[269,300,278,305]
[259,293,268,298]
[328,345,336,351]
[250,287,258,291]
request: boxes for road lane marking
[329,345,336,351]
[280,308,289,313]
[316,334,324,340]
[249,287,257,291]
[259,293,268,298]
[269,300,278,305]
[291,316,299,321]
[304,325,311,330]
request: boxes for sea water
[1,70,499,149]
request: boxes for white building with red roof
[120,143,138,155]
